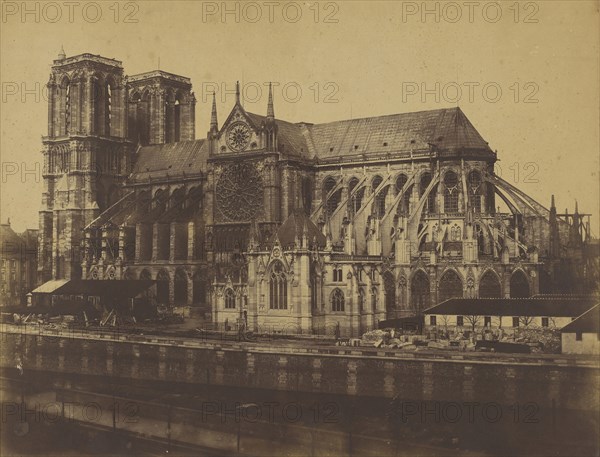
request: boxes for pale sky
[1,1,598,234]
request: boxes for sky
[1,0,598,234]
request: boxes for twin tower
[39,51,196,282]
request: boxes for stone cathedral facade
[38,52,595,336]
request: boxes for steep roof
[246,112,310,157]
[127,108,491,179]
[424,297,598,318]
[268,209,326,249]
[0,223,36,257]
[130,139,207,181]
[242,107,492,159]
[32,279,155,299]
[0,223,23,252]
[306,107,492,160]
[561,305,600,334]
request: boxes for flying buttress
[407,171,441,241]
[380,174,417,255]
[353,175,393,254]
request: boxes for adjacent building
[0,219,38,305]
[561,305,600,355]
[37,51,597,336]
[423,297,597,332]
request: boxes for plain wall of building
[424,314,573,331]
[561,333,600,355]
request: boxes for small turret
[210,92,218,132]
[58,45,66,60]
[301,219,309,248]
[267,82,274,120]
[263,82,278,150]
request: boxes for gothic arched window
[310,261,318,311]
[332,267,343,282]
[139,90,151,145]
[348,178,363,217]
[156,269,170,304]
[358,288,365,312]
[411,270,430,313]
[64,80,71,135]
[174,97,181,142]
[154,189,168,213]
[438,269,463,302]
[92,78,104,135]
[193,270,206,305]
[224,288,236,309]
[302,177,313,215]
[444,171,460,214]
[420,172,437,213]
[171,187,186,212]
[372,175,387,218]
[510,270,530,298]
[371,287,378,311]
[395,174,408,194]
[323,177,339,217]
[450,224,462,241]
[105,82,112,136]
[269,261,288,309]
[479,270,502,298]
[174,268,188,305]
[139,269,152,280]
[468,170,483,213]
[323,176,336,199]
[396,174,410,215]
[331,288,345,312]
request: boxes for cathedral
[38,51,596,336]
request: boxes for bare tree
[464,314,483,333]
[493,315,504,329]
[519,315,535,328]
[440,314,452,333]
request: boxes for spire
[210,92,218,130]
[58,45,66,60]
[235,81,240,104]
[267,82,274,119]
[550,194,556,209]
[574,200,579,214]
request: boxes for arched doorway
[479,270,502,298]
[438,269,463,302]
[139,269,152,280]
[174,268,188,305]
[410,270,430,314]
[156,269,170,305]
[510,270,530,298]
[192,270,206,306]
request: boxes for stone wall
[2,327,598,413]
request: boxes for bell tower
[127,70,195,145]
[38,50,133,282]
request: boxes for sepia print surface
[0,1,598,456]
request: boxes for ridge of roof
[304,107,460,128]
[424,297,598,318]
[560,304,600,334]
